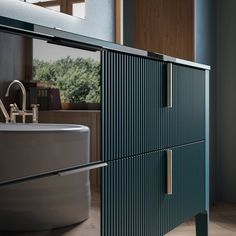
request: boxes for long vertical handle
[167,63,173,108]
[166,149,173,195]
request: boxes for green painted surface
[196,212,209,236]
[102,142,205,236]
[102,51,205,161]
[101,50,208,235]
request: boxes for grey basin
[0,123,90,183]
[0,123,91,231]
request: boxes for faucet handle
[13,103,19,111]
[31,104,39,123]
[31,104,40,108]
[10,103,19,113]
[9,104,17,123]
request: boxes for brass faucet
[5,80,27,112]
[5,80,39,124]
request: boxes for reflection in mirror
[0,30,101,235]
[32,38,101,110]
[17,0,86,19]
[45,4,61,12]
[71,1,86,18]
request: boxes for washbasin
[0,123,89,132]
[0,123,90,183]
[0,123,91,231]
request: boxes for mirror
[0,29,102,235]
[18,0,86,19]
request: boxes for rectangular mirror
[18,0,86,19]
[0,29,102,235]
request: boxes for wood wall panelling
[134,0,195,61]
[0,32,27,122]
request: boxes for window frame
[26,0,86,17]
[66,0,85,16]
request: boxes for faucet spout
[0,99,10,123]
[5,80,26,111]
[4,80,39,124]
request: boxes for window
[22,0,86,19]
[26,0,54,3]
[32,38,101,109]
[72,2,86,18]
[45,5,61,12]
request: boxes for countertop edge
[147,52,211,70]
[0,16,210,71]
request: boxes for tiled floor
[1,203,236,235]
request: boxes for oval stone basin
[0,123,89,132]
[0,123,90,183]
[0,123,91,231]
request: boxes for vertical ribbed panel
[102,51,205,161]
[102,142,205,236]
[171,64,206,146]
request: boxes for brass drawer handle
[166,149,173,195]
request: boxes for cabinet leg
[195,212,209,236]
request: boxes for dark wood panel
[134,0,195,61]
[0,32,27,122]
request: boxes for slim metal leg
[195,212,209,236]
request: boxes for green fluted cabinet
[102,51,205,162]
[102,50,209,236]
[0,15,209,236]
[102,142,205,236]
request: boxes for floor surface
[0,203,235,235]
[167,203,236,236]
[0,190,100,236]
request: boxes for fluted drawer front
[171,64,205,146]
[102,142,205,236]
[102,51,166,161]
[102,51,205,161]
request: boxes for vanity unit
[0,16,210,236]
[102,52,209,236]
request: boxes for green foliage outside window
[33,57,101,103]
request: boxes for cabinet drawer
[170,64,205,145]
[102,51,205,161]
[102,142,205,236]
